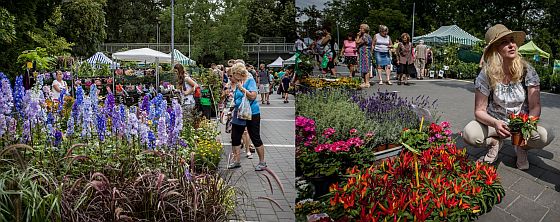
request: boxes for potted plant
[508,112,538,146]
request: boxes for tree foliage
[60,0,108,57]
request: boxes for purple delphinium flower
[127,110,139,142]
[81,99,93,138]
[72,86,84,121]
[96,113,106,141]
[63,71,72,80]
[0,114,5,137]
[0,78,14,115]
[179,139,188,148]
[54,130,62,147]
[156,115,168,148]
[13,75,25,118]
[184,167,192,181]
[104,93,115,117]
[89,86,99,113]
[141,95,150,112]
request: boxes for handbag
[237,91,252,120]
[321,54,328,68]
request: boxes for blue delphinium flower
[46,112,54,141]
[81,99,93,138]
[96,113,106,141]
[141,95,150,112]
[156,115,168,148]
[57,89,66,113]
[54,130,62,147]
[89,86,99,113]
[66,115,75,137]
[127,110,139,142]
[104,93,115,117]
[147,130,156,150]
[13,75,25,118]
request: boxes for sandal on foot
[255,162,267,171]
[227,162,241,169]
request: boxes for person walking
[372,25,394,85]
[282,68,292,103]
[320,26,337,77]
[461,24,554,170]
[414,40,428,79]
[227,62,267,171]
[396,33,414,85]
[356,24,373,88]
[342,32,358,77]
[257,64,270,105]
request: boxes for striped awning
[171,49,196,66]
[413,25,482,46]
[87,52,119,69]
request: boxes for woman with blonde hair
[356,23,373,88]
[372,25,393,85]
[462,24,554,170]
[227,63,267,170]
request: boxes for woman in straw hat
[462,24,554,170]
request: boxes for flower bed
[299,77,362,90]
[0,73,236,221]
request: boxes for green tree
[0,7,16,44]
[105,0,165,43]
[60,0,107,57]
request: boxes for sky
[296,0,330,11]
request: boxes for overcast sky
[296,0,330,10]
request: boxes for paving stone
[540,209,560,222]
[496,189,520,209]
[510,177,546,200]
[259,214,279,222]
[476,207,519,222]
[504,195,548,222]
[536,188,560,212]
[497,167,522,189]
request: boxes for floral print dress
[357,34,373,74]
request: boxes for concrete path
[218,93,296,222]
[361,78,560,222]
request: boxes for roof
[518,41,550,59]
[413,25,482,46]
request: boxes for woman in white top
[174,64,198,111]
[372,25,393,85]
[52,70,67,101]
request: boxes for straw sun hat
[483,24,526,59]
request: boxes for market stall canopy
[87,52,119,69]
[413,25,482,46]
[267,57,284,68]
[519,41,550,59]
[112,48,172,63]
[170,49,196,65]
[283,54,296,65]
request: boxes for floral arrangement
[305,142,504,221]
[508,112,538,140]
[296,116,375,179]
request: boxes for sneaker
[378,81,384,85]
[387,81,393,85]
[255,162,267,171]
[480,137,503,164]
[246,151,253,159]
[227,162,241,169]
[515,147,529,170]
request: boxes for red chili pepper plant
[508,112,538,141]
[297,122,505,222]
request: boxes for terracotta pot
[511,132,524,146]
[375,144,388,152]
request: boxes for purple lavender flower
[13,75,25,118]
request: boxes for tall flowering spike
[66,115,75,137]
[72,86,84,121]
[89,85,99,113]
[104,93,115,116]
[141,95,150,112]
[54,130,62,147]
[57,89,66,113]
[81,99,93,138]
[13,75,25,118]
[0,114,6,138]
[127,110,139,142]
[0,78,14,115]
[157,114,168,148]
[147,130,156,150]
[96,113,106,141]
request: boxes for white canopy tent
[87,52,119,69]
[112,48,173,91]
[283,54,296,65]
[267,57,284,68]
[170,49,196,66]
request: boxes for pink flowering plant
[296,116,376,178]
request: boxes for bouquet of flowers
[508,112,538,145]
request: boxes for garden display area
[295,87,505,221]
[0,71,234,221]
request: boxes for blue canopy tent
[413,25,482,46]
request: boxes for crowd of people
[301,23,434,87]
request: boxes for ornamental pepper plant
[508,112,539,140]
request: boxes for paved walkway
[360,78,560,222]
[218,94,295,221]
